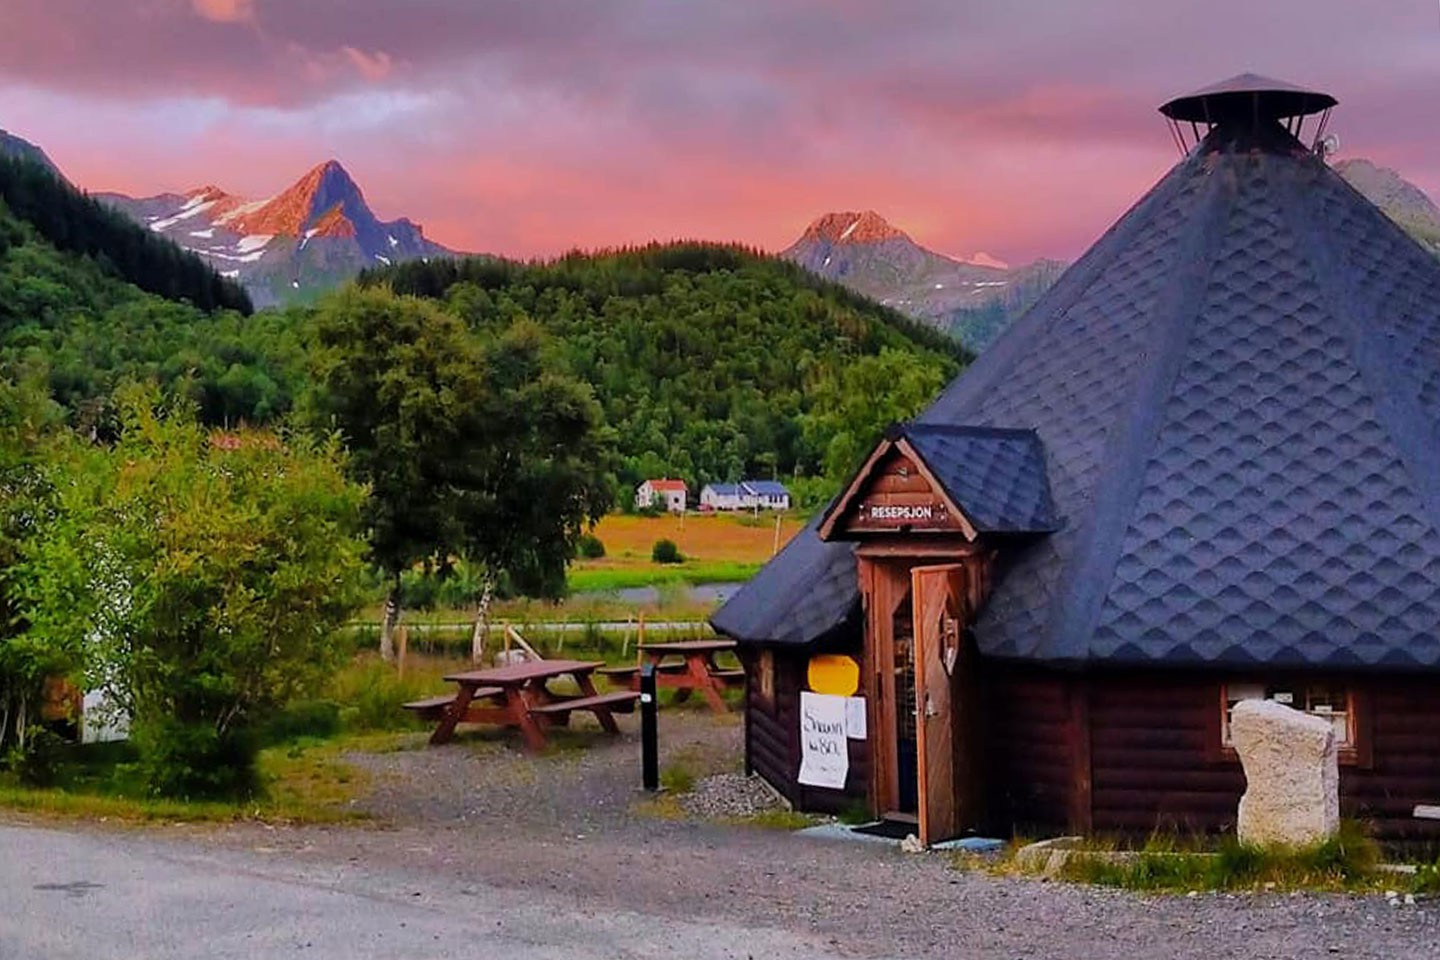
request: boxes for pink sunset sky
[2,0,1437,263]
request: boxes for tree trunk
[470,573,496,664]
[380,574,402,662]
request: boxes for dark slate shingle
[714,119,1440,672]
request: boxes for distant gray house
[700,480,791,512]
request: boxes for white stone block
[1231,699,1339,846]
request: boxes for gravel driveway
[37,708,1440,958]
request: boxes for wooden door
[911,563,970,846]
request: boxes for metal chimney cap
[1160,73,1337,124]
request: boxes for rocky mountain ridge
[788,160,1440,351]
[98,160,455,308]
[781,210,1064,351]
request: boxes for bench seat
[597,663,685,680]
[402,688,503,720]
[711,669,746,682]
[529,691,641,716]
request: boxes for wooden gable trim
[893,439,978,541]
[817,438,899,540]
[819,436,979,541]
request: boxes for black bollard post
[640,662,659,791]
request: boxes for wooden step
[529,691,641,715]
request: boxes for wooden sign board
[851,500,952,529]
[840,451,967,534]
[821,442,976,541]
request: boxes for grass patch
[633,794,687,820]
[0,736,372,825]
[659,761,697,794]
[583,513,803,565]
[726,809,817,830]
[566,561,761,593]
[1054,822,1389,893]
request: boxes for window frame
[1212,680,1371,768]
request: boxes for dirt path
[168,709,1440,960]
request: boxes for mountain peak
[801,210,909,245]
[219,158,371,238]
[0,128,64,180]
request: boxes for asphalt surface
[0,822,839,960]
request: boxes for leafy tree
[21,387,367,797]
[800,347,950,490]
[0,155,251,314]
[0,369,81,753]
[364,243,964,495]
[0,196,301,428]
[301,287,613,660]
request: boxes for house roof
[644,479,688,491]
[714,78,1440,672]
[704,483,741,496]
[899,425,1055,534]
[743,480,790,497]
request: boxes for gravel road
[8,709,1440,959]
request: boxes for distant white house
[700,483,746,511]
[636,478,688,513]
[742,480,791,511]
[700,480,791,512]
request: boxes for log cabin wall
[979,662,1077,836]
[1086,672,1243,835]
[1085,671,1440,845]
[741,636,871,814]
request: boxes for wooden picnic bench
[629,639,744,714]
[419,659,639,751]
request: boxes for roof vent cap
[1159,72,1336,155]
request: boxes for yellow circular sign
[807,654,860,696]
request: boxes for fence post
[640,662,659,791]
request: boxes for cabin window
[1220,682,1355,750]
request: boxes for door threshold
[881,811,918,825]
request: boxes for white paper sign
[797,691,849,789]
[844,696,868,740]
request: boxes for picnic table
[601,639,743,713]
[405,658,639,751]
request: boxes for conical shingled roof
[714,80,1440,671]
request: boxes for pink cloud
[191,0,254,25]
[1,0,1437,266]
[342,47,394,82]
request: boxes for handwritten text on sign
[797,691,849,789]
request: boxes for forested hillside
[366,244,965,496]
[0,189,297,427]
[0,156,252,315]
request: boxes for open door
[911,563,976,846]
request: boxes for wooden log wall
[1086,671,1440,845]
[742,640,871,815]
[1087,674,1243,835]
[980,663,1076,836]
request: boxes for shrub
[1415,858,1440,895]
[577,534,606,559]
[8,727,66,788]
[23,388,369,799]
[651,538,684,564]
[130,717,260,800]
